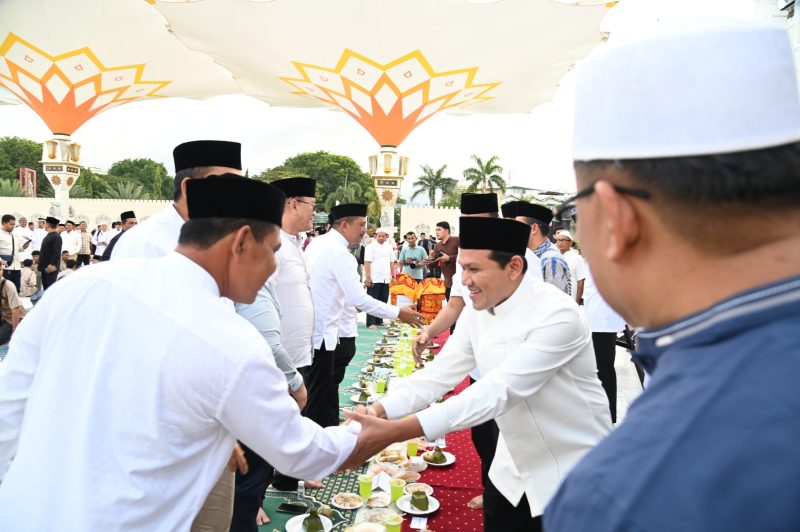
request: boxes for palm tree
[101,182,151,200]
[410,164,458,207]
[324,181,364,211]
[463,155,506,194]
[0,179,23,197]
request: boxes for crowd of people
[0,18,798,532]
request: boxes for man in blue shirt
[545,19,800,532]
[398,232,428,281]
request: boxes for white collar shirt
[32,227,47,252]
[12,226,33,261]
[267,230,315,367]
[0,253,357,530]
[306,230,398,350]
[562,249,587,298]
[381,274,611,516]
[60,229,81,255]
[364,240,394,283]
[0,229,22,269]
[111,205,184,260]
[91,229,114,257]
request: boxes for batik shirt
[534,240,571,295]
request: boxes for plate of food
[375,449,409,467]
[285,512,333,532]
[371,462,399,476]
[350,391,376,404]
[365,491,390,508]
[360,365,376,374]
[331,492,362,510]
[396,493,440,516]
[404,482,434,496]
[393,469,421,482]
[422,447,455,467]
[351,381,370,391]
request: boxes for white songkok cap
[557,230,574,241]
[573,18,800,160]
[376,227,391,235]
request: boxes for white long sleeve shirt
[111,204,184,260]
[381,274,611,516]
[305,229,399,350]
[268,230,315,367]
[60,229,81,255]
[0,253,357,531]
[91,229,114,258]
[32,227,46,252]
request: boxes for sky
[0,0,762,205]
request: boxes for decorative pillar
[41,133,81,221]
[369,146,408,235]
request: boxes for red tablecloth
[402,331,485,531]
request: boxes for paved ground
[615,345,644,422]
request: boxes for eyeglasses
[554,183,651,222]
[293,198,317,209]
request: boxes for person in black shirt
[101,211,137,261]
[38,217,62,290]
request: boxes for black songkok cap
[330,203,367,221]
[120,211,136,222]
[458,217,530,256]
[45,216,59,225]
[173,140,242,173]
[66,220,75,225]
[271,177,316,198]
[38,217,46,221]
[460,192,498,215]
[502,201,553,225]
[186,174,285,226]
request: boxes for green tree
[325,182,364,211]
[252,166,308,183]
[439,190,462,209]
[0,178,23,197]
[102,182,151,200]
[0,136,53,197]
[107,158,171,200]
[463,154,506,194]
[410,164,457,207]
[73,168,109,198]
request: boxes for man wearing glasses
[546,19,800,532]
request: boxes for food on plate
[317,504,334,518]
[371,463,399,476]
[394,470,420,482]
[376,449,406,465]
[358,379,369,389]
[372,355,382,363]
[366,491,390,508]
[358,390,371,402]
[404,482,433,496]
[365,365,374,373]
[375,348,386,354]
[426,352,435,362]
[423,446,447,464]
[411,489,430,511]
[303,509,324,532]
[332,492,361,509]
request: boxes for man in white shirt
[304,203,423,429]
[91,221,113,259]
[555,229,586,302]
[112,140,243,260]
[60,220,81,261]
[364,227,395,329]
[0,215,25,293]
[32,218,46,253]
[12,217,33,262]
[0,176,398,531]
[352,216,611,531]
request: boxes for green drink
[407,439,419,457]
[358,474,373,500]
[390,478,406,503]
[384,515,402,532]
[375,378,386,394]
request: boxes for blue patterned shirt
[534,240,571,295]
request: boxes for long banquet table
[260,324,485,531]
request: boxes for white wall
[400,205,462,238]
[0,196,171,226]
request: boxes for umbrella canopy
[0,0,610,145]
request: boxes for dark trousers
[484,476,542,532]
[230,443,274,532]
[76,254,91,267]
[41,271,57,290]
[592,332,618,423]
[2,270,20,293]
[272,343,335,490]
[0,320,11,345]
[469,379,499,487]
[366,283,389,326]
[444,287,456,334]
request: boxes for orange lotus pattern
[280,49,500,147]
[0,33,170,134]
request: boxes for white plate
[351,383,370,391]
[365,491,390,508]
[422,451,455,467]
[395,494,440,515]
[404,482,434,496]
[350,393,376,404]
[360,367,377,374]
[331,492,363,510]
[285,514,333,532]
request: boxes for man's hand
[290,383,308,411]
[227,442,249,474]
[45,264,56,273]
[337,409,421,472]
[438,253,450,265]
[398,305,423,327]
[364,277,373,288]
[413,328,431,363]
